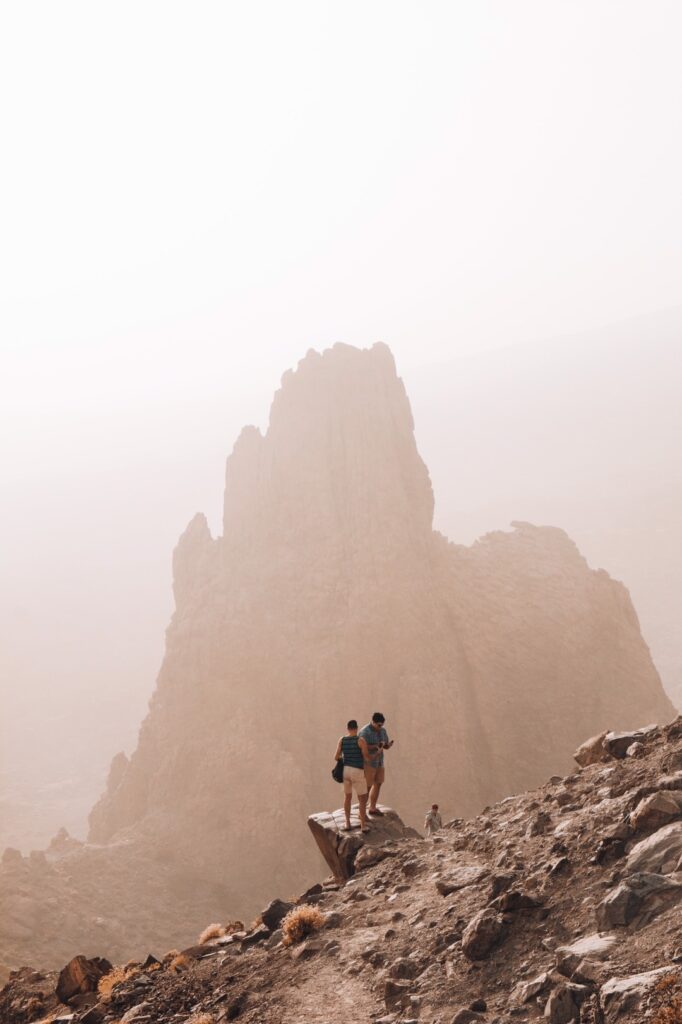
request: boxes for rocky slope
[0,342,674,970]
[5,719,682,1024]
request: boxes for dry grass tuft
[224,919,245,934]
[198,922,226,944]
[186,1014,215,1024]
[281,904,326,946]
[98,965,139,1001]
[169,953,190,972]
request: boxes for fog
[1,1,681,851]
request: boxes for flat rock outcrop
[1,342,674,969]
[307,804,419,880]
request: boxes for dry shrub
[224,920,245,934]
[198,923,226,944]
[169,953,190,972]
[98,965,139,1001]
[187,1015,215,1024]
[162,949,180,963]
[281,904,326,946]
[652,972,682,1024]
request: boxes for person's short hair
[347,719,358,730]
[372,712,385,724]
[432,804,439,810]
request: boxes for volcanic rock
[2,342,674,968]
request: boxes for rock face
[1,342,675,968]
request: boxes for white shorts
[343,765,368,796]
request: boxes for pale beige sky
[1,1,681,846]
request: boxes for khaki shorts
[343,765,368,796]
[364,765,385,786]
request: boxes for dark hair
[372,712,385,724]
[347,719,358,730]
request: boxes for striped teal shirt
[341,735,364,769]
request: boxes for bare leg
[344,791,352,829]
[369,781,382,811]
[358,793,369,829]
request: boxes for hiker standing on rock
[334,720,371,833]
[424,803,442,835]
[360,712,393,816]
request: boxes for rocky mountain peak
[222,342,434,561]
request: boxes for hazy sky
[1,2,682,845]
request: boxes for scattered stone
[543,982,590,1024]
[526,811,552,837]
[574,732,611,768]
[260,898,294,931]
[323,910,343,928]
[626,820,682,873]
[141,954,160,969]
[596,872,682,928]
[510,971,550,1004]
[385,979,412,1010]
[626,741,645,758]
[291,938,324,960]
[389,957,418,980]
[436,865,487,895]
[452,1010,484,1024]
[241,924,270,946]
[470,998,487,1011]
[120,1003,149,1023]
[490,890,542,912]
[462,908,504,960]
[555,932,618,976]
[56,955,113,1004]
[601,967,675,1022]
[631,790,682,831]
[603,726,657,759]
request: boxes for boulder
[435,864,487,896]
[489,889,542,912]
[601,967,675,1022]
[461,908,504,960]
[260,898,294,931]
[555,933,618,975]
[389,957,418,980]
[631,790,682,832]
[603,725,657,759]
[510,971,550,1005]
[659,771,682,791]
[452,1010,484,1024]
[574,732,611,768]
[385,978,412,1010]
[527,811,552,837]
[56,956,113,1004]
[596,872,682,929]
[544,982,590,1024]
[308,806,419,881]
[241,924,270,946]
[626,820,682,874]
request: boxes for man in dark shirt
[359,711,394,816]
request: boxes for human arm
[334,737,343,761]
[358,735,371,763]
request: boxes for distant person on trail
[334,720,370,833]
[360,712,394,816]
[424,804,442,835]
